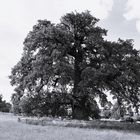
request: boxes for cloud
[98,0,140,51]
[124,0,140,33]
[136,20,140,33]
[20,0,113,23]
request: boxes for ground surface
[0,113,140,140]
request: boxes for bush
[57,106,68,117]
[122,117,135,123]
[19,92,71,118]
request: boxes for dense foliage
[9,11,140,119]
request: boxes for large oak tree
[10,11,140,119]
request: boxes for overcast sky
[0,0,140,102]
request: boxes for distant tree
[0,94,11,112]
[19,96,33,116]
[111,100,126,119]
[127,105,133,117]
[102,101,112,119]
[9,11,140,120]
[11,92,22,114]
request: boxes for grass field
[0,113,140,140]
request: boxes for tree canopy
[9,11,140,120]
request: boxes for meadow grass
[0,113,140,140]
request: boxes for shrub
[122,117,135,123]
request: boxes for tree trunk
[72,51,89,120]
[72,95,89,120]
[73,57,82,94]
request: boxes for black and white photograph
[0,0,140,139]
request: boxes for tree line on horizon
[9,11,140,120]
[0,94,11,113]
